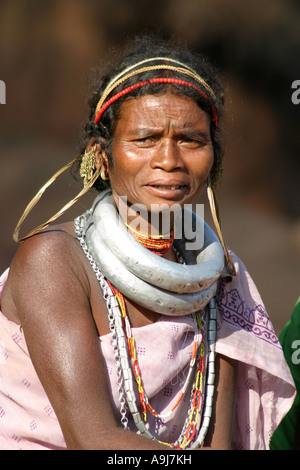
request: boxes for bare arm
[9,231,166,450]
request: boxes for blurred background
[0,0,299,334]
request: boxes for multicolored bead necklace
[126,223,175,256]
[107,279,203,422]
[75,214,217,449]
[104,280,217,449]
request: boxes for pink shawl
[0,252,295,450]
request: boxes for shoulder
[217,249,267,323]
[6,222,109,335]
[12,222,82,271]
[9,223,91,310]
[220,250,256,288]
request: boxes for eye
[180,138,204,148]
[135,136,156,147]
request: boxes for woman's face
[105,92,214,216]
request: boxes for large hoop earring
[13,157,101,243]
[206,176,236,276]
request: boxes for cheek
[108,154,143,195]
[206,152,215,175]
[192,150,214,182]
[110,142,150,180]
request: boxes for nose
[150,138,184,172]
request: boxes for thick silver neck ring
[80,190,224,316]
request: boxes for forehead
[116,92,210,130]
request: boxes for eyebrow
[177,128,211,140]
[126,127,211,140]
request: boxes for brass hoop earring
[100,167,109,181]
[13,158,101,243]
[206,176,236,276]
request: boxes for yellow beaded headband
[98,57,216,99]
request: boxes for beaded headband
[96,57,216,106]
[94,59,217,128]
[95,77,217,129]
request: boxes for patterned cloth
[0,251,296,450]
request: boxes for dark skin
[1,92,237,449]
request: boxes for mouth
[144,182,189,200]
[151,184,183,190]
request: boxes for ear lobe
[99,151,110,180]
[94,144,102,169]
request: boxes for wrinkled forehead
[114,92,212,135]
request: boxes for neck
[126,223,175,256]
[115,194,176,254]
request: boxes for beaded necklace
[106,282,217,450]
[126,224,175,256]
[75,214,217,449]
[107,279,203,423]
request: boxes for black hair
[76,34,225,191]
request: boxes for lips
[144,180,189,200]
[152,185,182,190]
[146,178,189,189]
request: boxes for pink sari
[0,251,295,449]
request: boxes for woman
[0,36,295,450]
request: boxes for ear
[86,137,108,171]
[96,143,110,180]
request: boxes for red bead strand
[94,78,217,129]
